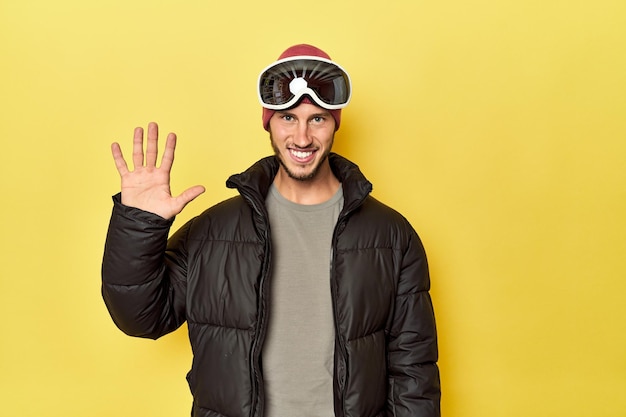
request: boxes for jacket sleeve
[101,194,189,339]
[387,228,441,416]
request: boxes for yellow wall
[1,1,625,416]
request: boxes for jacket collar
[226,153,373,210]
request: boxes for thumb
[176,185,206,209]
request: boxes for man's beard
[270,134,333,181]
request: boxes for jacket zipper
[241,191,272,417]
[330,213,349,417]
[330,193,369,416]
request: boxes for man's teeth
[291,150,313,158]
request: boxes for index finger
[159,132,177,172]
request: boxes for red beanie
[261,44,343,132]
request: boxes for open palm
[111,122,205,219]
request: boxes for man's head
[258,44,351,132]
[268,100,336,182]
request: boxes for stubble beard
[270,134,334,182]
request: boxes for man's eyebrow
[275,110,332,118]
[311,111,332,117]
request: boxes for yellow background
[1,1,625,416]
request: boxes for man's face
[268,101,336,182]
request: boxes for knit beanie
[262,44,343,132]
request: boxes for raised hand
[111,122,205,219]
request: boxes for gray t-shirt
[263,183,344,416]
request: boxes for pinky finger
[111,142,130,175]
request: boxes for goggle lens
[258,57,351,110]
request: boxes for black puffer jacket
[102,153,440,417]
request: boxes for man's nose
[292,122,313,147]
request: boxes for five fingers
[111,122,203,216]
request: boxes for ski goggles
[258,55,352,110]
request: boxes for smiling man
[269,101,339,202]
[102,44,441,417]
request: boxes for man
[102,44,440,417]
